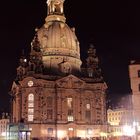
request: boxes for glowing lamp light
[100,132,107,137]
[87,129,92,135]
[22,132,26,135]
[29,127,32,131]
[57,17,60,21]
[123,125,135,136]
[41,129,47,135]
[133,121,139,127]
[27,132,31,136]
[24,59,27,62]
[28,81,34,87]
[68,128,74,131]
[61,8,63,13]
[77,130,86,138]
[57,130,66,138]
[137,126,140,131]
[1,132,6,136]
[113,132,122,137]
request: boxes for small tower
[86,44,99,68]
[129,60,140,123]
[86,44,102,79]
[16,50,28,81]
[29,33,43,73]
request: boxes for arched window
[86,104,91,110]
[138,70,140,77]
[28,94,34,107]
[28,94,34,122]
[28,94,34,101]
[85,103,91,120]
[67,97,72,108]
[47,97,53,108]
[139,84,140,91]
[67,97,74,122]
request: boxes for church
[10,0,107,139]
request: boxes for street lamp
[133,121,139,140]
[123,124,135,136]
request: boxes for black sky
[0,0,140,112]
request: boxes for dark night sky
[0,0,140,112]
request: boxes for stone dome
[37,21,80,59]
[31,0,82,74]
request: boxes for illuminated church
[11,0,107,139]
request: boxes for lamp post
[133,121,139,140]
[122,124,135,140]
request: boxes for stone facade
[129,61,140,123]
[11,75,107,139]
[10,0,107,139]
[107,108,133,137]
[0,113,9,139]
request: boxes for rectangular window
[138,70,140,77]
[47,109,53,119]
[89,72,93,77]
[28,102,34,108]
[28,115,33,122]
[28,109,34,114]
[68,110,73,115]
[139,84,140,91]
[86,104,90,110]
[67,110,73,121]
[68,116,74,122]
[47,97,53,108]
[87,128,92,135]
[68,128,74,131]
[85,110,91,120]
[48,128,53,135]
[67,98,72,108]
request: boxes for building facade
[129,61,140,123]
[107,108,132,126]
[129,61,140,140]
[107,108,133,137]
[0,113,9,139]
[10,0,107,139]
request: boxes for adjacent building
[0,113,10,139]
[10,0,107,139]
[129,60,140,140]
[107,108,133,137]
[129,60,140,123]
[107,108,132,126]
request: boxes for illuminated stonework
[47,0,65,16]
[11,75,107,139]
[10,0,107,139]
[33,0,82,74]
[37,22,81,73]
[129,61,140,123]
[107,108,133,137]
